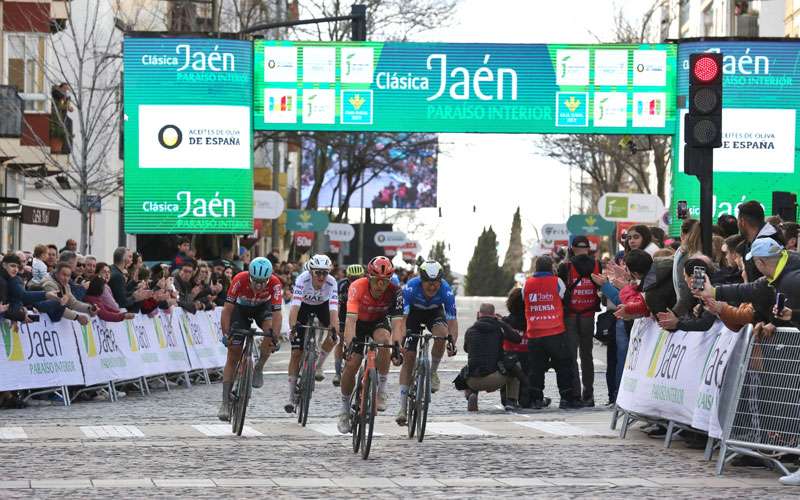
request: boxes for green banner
[286,209,329,232]
[567,214,615,235]
[254,41,677,134]
[123,37,253,234]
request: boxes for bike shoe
[252,364,264,388]
[337,411,351,434]
[377,391,388,412]
[395,407,407,426]
[217,401,230,422]
[431,372,441,393]
[315,364,325,382]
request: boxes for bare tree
[1,1,123,254]
[537,1,672,206]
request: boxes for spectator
[557,235,601,407]
[83,255,97,281]
[615,250,653,321]
[127,252,143,284]
[461,303,525,412]
[717,214,739,238]
[1,253,66,323]
[46,244,58,271]
[30,244,49,285]
[713,234,744,285]
[673,219,701,316]
[781,222,799,251]
[173,260,202,313]
[657,258,716,332]
[171,237,192,271]
[109,247,132,310]
[57,250,88,301]
[641,247,677,316]
[626,225,659,256]
[649,227,666,249]
[84,277,134,322]
[738,200,784,282]
[59,238,77,253]
[40,262,93,325]
[524,256,580,409]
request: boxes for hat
[571,236,590,249]
[746,238,783,260]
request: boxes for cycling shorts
[228,304,273,346]
[351,317,391,356]
[404,306,447,350]
[292,302,332,350]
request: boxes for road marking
[307,422,383,437]
[0,427,27,439]
[425,422,495,436]
[191,424,263,437]
[80,425,144,438]
[514,421,605,436]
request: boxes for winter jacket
[718,303,755,332]
[40,273,92,321]
[675,298,717,332]
[1,268,46,321]
[84,294,126,322]
[743,223,785,282]
[464,316,521,378]
[501,312,528,353]
[642,257,677,315]
[619,284,649,317]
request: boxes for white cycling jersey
[290,271,338,310]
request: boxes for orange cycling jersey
[346,277,403,322]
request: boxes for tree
[502,207,524,278]
[427,241,454,284]
[465,227,508,296]
[7,1,123,254]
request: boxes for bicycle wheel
[232,341,253,436]
[361,367,378,460]
[299,351,315,426]
[351,367,364,454]
[416,357,430,442]
[406,363,418,439]
[296,351,308,424]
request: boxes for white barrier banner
[78,317,145,386]
[618,318,747,431]
[156,310,192,373]
[128,315,172,377]
[178,309,228,370]
[0,317,84,391]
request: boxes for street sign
[21,206,59,227]
[597,193,664,223]
[254,41,677,134]
[123,37,253,234]
[566,214,615,236]
[85,195,102,213]
[253,190,284,219]
[541,223,569,245]
[286,209,329,232]
[324,222,355,242]
[374,231,406,247]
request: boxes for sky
[388,0,653,274]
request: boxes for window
[5,33,47,112]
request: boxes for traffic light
[684,53,723,177]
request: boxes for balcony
[0,86,23,138]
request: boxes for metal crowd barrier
[718,327,800,476]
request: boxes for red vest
[567,260,600,314]
[524,275,565,339]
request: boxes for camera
[677,200,689,220]
[691,266,706,291]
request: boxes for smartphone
[692,266,706,291]
[677,200,689,220]
[776,292,786,312]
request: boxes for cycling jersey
[290,271,338,310]
[402,277,457,320]
[226,271,282,311]
[337,278,352,326]
[346,277,403,322]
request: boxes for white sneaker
[780,468,800,486]
[377,391,388,412]
[395,406,407,426]
[431,372,441,393]
[337,411,351,434]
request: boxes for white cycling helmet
[308,254,333,272]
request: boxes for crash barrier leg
[717,327,800,476]
[610,404,621,430]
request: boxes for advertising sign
[293,231,315,248]
[374,231,406,246]
[541,223,569,245]
[123,37,254,233]
[597,193,664,222]
[566,214,615,235]
[285,209,329,232]
[324,222,355,241]
[671,41,800,233]
[254,41,677,134]
[253,190,284,219]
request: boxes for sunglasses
[370,276,389,285]
[312,270,329,277]
[76,263,84,268]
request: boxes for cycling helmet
[367,256,394,279]
[419,260,444,282]
[302,261,310,272]
[346,264,365,278]
[308,254,333,272]
[249,257,273,281]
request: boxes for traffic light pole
[699,173,713,257]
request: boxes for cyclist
[337,256,404,434]
[333,264,366,387]
[395,260,458,426]
[285,254,339,413]
[217,257,283,421]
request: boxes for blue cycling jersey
[402,277,457,320]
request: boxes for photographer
[501,288,536,409]
[461,303,525,412]
[657,258,716,332]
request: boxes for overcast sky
[391,0,653,274]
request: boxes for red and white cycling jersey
[290,271,338,310]
[226,271,283,310]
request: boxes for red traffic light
[692,55,721,83]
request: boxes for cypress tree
[502,207,524,287]
[465,226,506,296]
